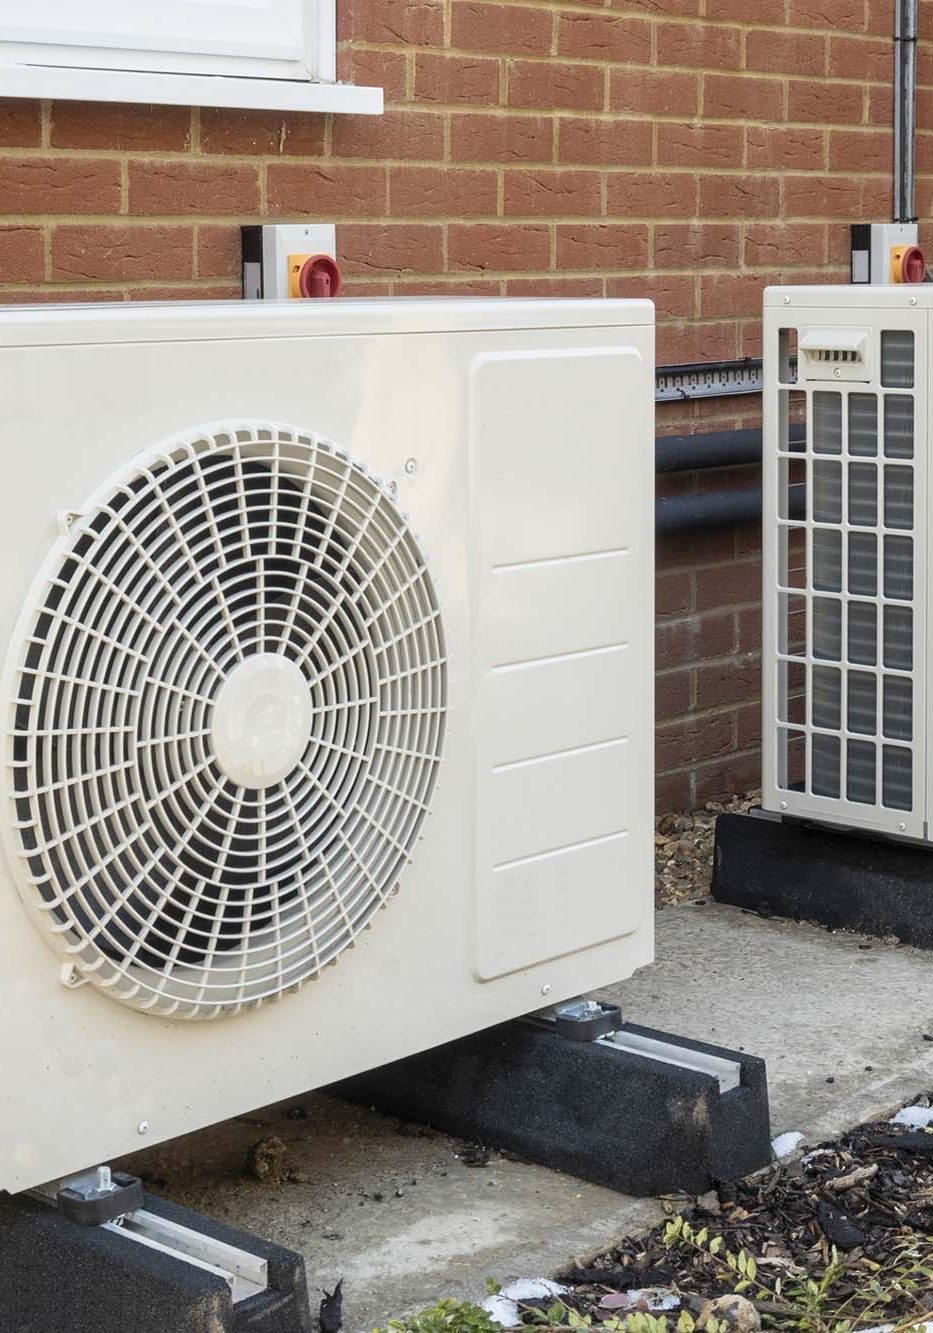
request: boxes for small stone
[245,1136,289,1185]
[703,1295,761,1333]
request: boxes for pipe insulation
[894,0,918,224]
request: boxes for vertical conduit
[894,0,918,224]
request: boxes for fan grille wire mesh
[5,424,447,1018]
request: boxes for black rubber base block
[0,1192,312,1333]
[333,1019,771,1196]
[713,810,933,948]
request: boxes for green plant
[373,1298,503,1333]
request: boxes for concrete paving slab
[127,902,933,1331]
[604,902,933,1144]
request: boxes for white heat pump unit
[762,285,925,838]
[0,297,655,1193]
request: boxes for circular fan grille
[4,423,447,1019]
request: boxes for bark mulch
[543,1104,933,1333]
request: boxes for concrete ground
[126,902,933,1331]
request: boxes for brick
[698,174,781,219]
[337,48,408,101]
[657,571,694,617]
[696,656,761,709]
[197,225,241,279]
[504,168,602,216]
[657,22,740,69]
[745,223,825,268]
[657,712,734,770]
[828,34,891,80]
[51,226,193,282]
[0,158,120,215]
[558,13,652,63]
[0,227,44,284]
[199,109,325,156]
[704,74,784,122]
[655,223,741,268]
[614,0,698,13]
[696,560,761,611]
[398,277,501,295]
[557,223,649,269]
[128,161,260,215]
[607,272,696,319]
[451,113,553,163]
[655,767,691,816]
[0,287,125,303]
[737,605,764,653]
[693,749,761,805]
[607,171,697,217]
[453,3,552,55]
[706,0,783,16]
[51,102,191,151]
[746,125,824,171]
[787,0,865,28]
[735,701,762,752]
[658,122,743,168]
[659,320,738,363]
[449,222,550,271]
[558,116,653,165]
[610,68,699,117]
[390,165,497,216]
[0,99,41,150]
[338,0,444,45]
[865,0,894,33]
[509,60,604,112]
[505,275,604,296]
[267,164,387,217]
[869,84,893,125]
[339,223,445,274]
[829,128,890,171]
[657,669,691,721]
[129,282,238,300]
[747,30,826,76]
[658,611,735,668]
[414,53,500,104]
[784,173,864,217]
[788,79,864,125]
[698,272,765,318]
[331,109,444,161]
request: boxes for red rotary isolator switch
[288,253,342,299]
[891,244,926,284]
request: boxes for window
[0,1,382,114]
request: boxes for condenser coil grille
[5,424,447,1019]
[772,328,918,824]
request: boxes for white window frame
[0,1,382,114]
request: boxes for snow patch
[772,1131,804,1158]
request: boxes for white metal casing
[0,297,655,1191]
[762,286,927,839]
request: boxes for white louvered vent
[6,423,447,1019]
[768,318,921,835]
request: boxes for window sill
[0,64,383,114]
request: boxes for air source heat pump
[762,286,924,837]
[0,297,655,1194]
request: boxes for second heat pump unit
[763,286,925,838]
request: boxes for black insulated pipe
[657,483,805,536]
[894,0,918,224]
[655,423,805,473]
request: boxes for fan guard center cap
[211,654,313,789]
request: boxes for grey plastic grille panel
[769,316,922,836]
[4,423,448,1019]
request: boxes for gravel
[655,791,760,907]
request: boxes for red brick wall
[0,0,925,810]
